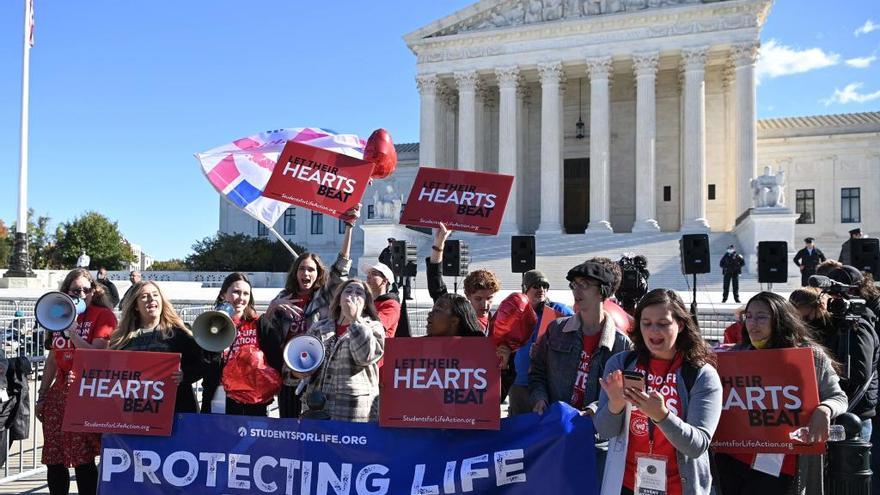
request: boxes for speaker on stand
[679,234,711,317]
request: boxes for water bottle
[789,424,846,442]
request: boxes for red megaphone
[363,128,397,180]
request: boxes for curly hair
[631,288,715,367]
[816,260,843,277]
[463,269,500,297]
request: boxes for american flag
[27,0,34,47]
[195,128,367,229]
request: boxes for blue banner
[99,402,597,495]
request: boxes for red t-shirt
[723,321,744,345]
[570,333,601,409]
[375,298,400,339]
[52,305,116,373]
[224,317,259,359]
[294,292,311,311]
[478,315,490,334]
[623,354,684,495]
[335,324,350,337]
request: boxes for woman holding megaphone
[110,281,204,413]
[299,279,385,422]
[36,268,116,495]
[200,272,284,416]
[269,205,360,418]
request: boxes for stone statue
[750,166,786,208]
[372,184,404,220]
[525,0,544,23]
[544,0,564,20]
[563,0,583,18]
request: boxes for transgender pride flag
[195,128,367,228]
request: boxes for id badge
[752,453,784,477]
[635,453,667,495]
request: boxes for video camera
[808,275,870,321]
[616,253,650,312]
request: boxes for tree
[10,209,55,268]
[0,220,10,268]
[185,233,302,272]
[54,211,135,270]
[148,259,187,271]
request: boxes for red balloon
[491,293,537,350]
[603,299,634,335]
[363,128,397,179]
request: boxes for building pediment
[406,0,737,42]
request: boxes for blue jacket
[513,301,573,386]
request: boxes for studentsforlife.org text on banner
[100,402,597,495]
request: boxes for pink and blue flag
[195,128,366,228]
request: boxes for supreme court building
[220,0,880,270]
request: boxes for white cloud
[821,82,880,106]
[756,39,840,83]
[855,19,878,36]
[846,55,877,68]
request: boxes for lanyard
[642,357,677,454]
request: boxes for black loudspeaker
[390,240,417,277]
[679,234,710,275]
[442,240,470,277]
[511,236,536,273]
[758,241,788,284]
[851,238,880,276]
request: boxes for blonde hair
[111,281,189,349]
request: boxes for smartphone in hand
[622,370,645,393]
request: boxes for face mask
[727,249,734,254]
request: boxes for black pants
[714,453,794,494]
[279,384,303,418]
[722,274,740,302]
[801,267,816,287]
[47,462,98,495]
[507,384,531,416]
[225,398,269,417]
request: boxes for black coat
[0,357,31,441]
[794,247,826,271]
[815,316,879,419]
[720,252,745,275]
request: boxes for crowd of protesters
[34,215,880,495]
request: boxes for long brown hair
[742,292,837,369]
[329,279,379,323]
[215,272,258,322]
[632,289,715,367]
[283,253,328,295]
[110,281,189,349]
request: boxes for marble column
[680,47,710,232]
[586,56,613,234]
[454,70,479,171]
[496,66,520,233]
[732,42,760,217]
[536,61,564,234]
[416,73,439,168]
[632,52,661,232]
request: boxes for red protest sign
[380,337,500,430]
[399,167,514,235]
[262,141,374,219]
[62,349,180,436]
[711,348,823,454]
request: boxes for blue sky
[0,0,878,261]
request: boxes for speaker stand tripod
[690,273,698,318]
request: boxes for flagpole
[6,0,35,278]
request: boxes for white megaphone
[283,335,325,395]
[192,302,238,353]
[34,291,87,332]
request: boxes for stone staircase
[411,231,802,294]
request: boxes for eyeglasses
[569,280,598,291]
[68,287,93,296]
[531,282,550,290]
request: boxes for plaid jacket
[303,317,385,422]
[272,253,352,387]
